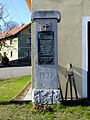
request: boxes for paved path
[23,87,32,101]
[0,66,32,101]
[0,66,32,78]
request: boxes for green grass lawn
[0,76,31,102]
[0,76,90,120]
[0,102,90,120]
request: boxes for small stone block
[32,90,41,104]
[40,90,53,104]
[53,90,60,104]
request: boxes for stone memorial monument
[31,10,61,104]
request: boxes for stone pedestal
[31,10,61,104]
[32,89,60,104]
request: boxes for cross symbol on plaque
[42,23,51,31]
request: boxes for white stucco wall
[32,0,90,98]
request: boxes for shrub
[2,56,9,65]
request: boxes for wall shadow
[58,65,66,78]
[58,64,86,99]
[61,99,90,106]
[0,101,30,105]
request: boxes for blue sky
[0,0,31,25]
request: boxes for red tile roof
[0,23,31,39]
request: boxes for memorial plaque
[38,31,54,65]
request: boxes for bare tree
[3,21,19,32]
[0,25,2,33]
[0,2,9,22]
[0,2,19,32]
[0,3,4,19]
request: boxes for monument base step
[32,89,60,104]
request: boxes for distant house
[0,23,31,65]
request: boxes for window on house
[0,46,1,51]
[26,51,29,58]
[26,38,31,44]
[4,52,6,56]
[0,42,1,51]
[10,39,12,45]
[3,41,5,46]
[28,29,31,33]
[0,53,2,61]
[11,51,13,57]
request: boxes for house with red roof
[0,23,31,65]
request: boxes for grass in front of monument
[0,102,90,120]
[0,76,90,120]
[0,76,31,102]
